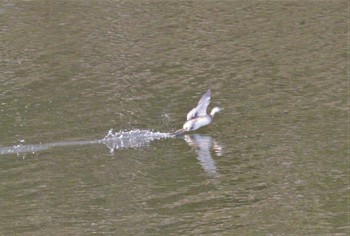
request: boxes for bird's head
[210,107,222,117]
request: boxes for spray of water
[100,129,173,153]
[0,129,174,156]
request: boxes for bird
[174,89,222,136]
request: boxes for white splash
[100,129,173,153]
[0,129,173,156]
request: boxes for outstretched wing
[186,89,211,120]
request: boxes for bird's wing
[186,107,197,120]
[186,89,211,120]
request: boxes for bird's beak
[173,128,186,137]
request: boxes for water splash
[0,130,224,180]
[0,129,173,156]
[100,129,173,153]
[102,129,172,140]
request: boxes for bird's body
[174,89,221,136]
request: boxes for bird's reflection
[183,134,223,177]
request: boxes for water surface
[0,1,348,235]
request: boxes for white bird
[174,89,222,136]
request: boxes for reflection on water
[184,134,223,177]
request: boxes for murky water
[0,1,348,235]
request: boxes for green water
[0,1,348,235]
